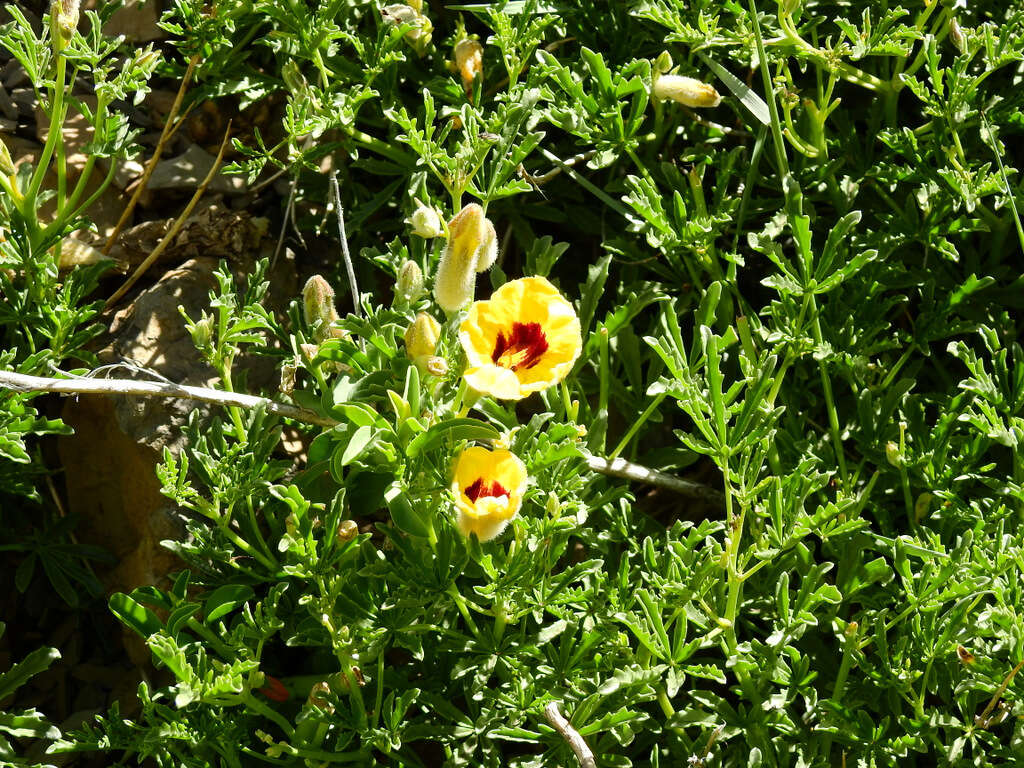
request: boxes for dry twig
[329,171,360,317]
[103,53,202,255]
[0,370,723,502]
[105,122,233,309]
[544,702,596,768]
[0,369,336,427]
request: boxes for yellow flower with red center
[452,446,527,541]
[459,277,581,400]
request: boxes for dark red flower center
[492,322,548,371]
[464,478,509,502]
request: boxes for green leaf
[204,585,255,623]
[385,483,432,538]
[109,592,163,639]
[0,646,61,701]
[405,419,500,459]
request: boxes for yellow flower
[459,276,581,400]
[452,446,527,541]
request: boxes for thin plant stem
[810,303,849,491]
[608,392,666,460]
[103,53,202,255]
[105,122,233,309]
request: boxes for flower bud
[424,355,448,377]
[382,4,432,56]
[957,645,975,665]
[404,312,441,360]
[433,203,497,314]
[408,199,443,238]
[545,492,560,518]
[302,275,340,341]
[454,39,483,96]
[51,0,79,51]
[474,218,498,273]
[395,259,424,304]
[652,73,722,108]
[914,492,933,523]
[949,18,967,54]
[0,139,13,176]
[653,50,673,75]
[337,519,358,543]
[186,311,215,353]
[885,441,902,467]
[282,60,309,94]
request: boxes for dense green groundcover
[3,0,1024,765]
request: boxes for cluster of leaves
[3,0,1024,766]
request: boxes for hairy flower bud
[302,275,340,341]
[433,203,497,314]
[185,311,215,353]
[394,259,424,305]
[404,312,441,360]
[885,441,902,467]
[51,0,79,51]
[652,73,722,108]
[454,39,483,95]
[382,4,432,56]
[949,18,967,54]
[408,199,443,238]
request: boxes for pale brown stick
[0,370,336,427]
[105,122,232,309]
[103,53,202,255]
[585,455,725,506]
[0,370,721,501]
[544,702,596,768]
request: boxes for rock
[146,143,248,195]
[100,0,165,43]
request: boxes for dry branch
[0,369,723,503]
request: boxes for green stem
[243,693,295,739]
[722,466,744,654]
[820,622,859,761]
[749,0,790,179]
[372,652,385,729]
[220,362,249,443]
[447,584,482,640]
[27,54,67,213]
[608,392,666,460]
[349,127,415,167]
[809,303,848,491]
[559,380,578,423]
[656,686,675,719]
[492,601,507,643]
[590,326,610,453]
